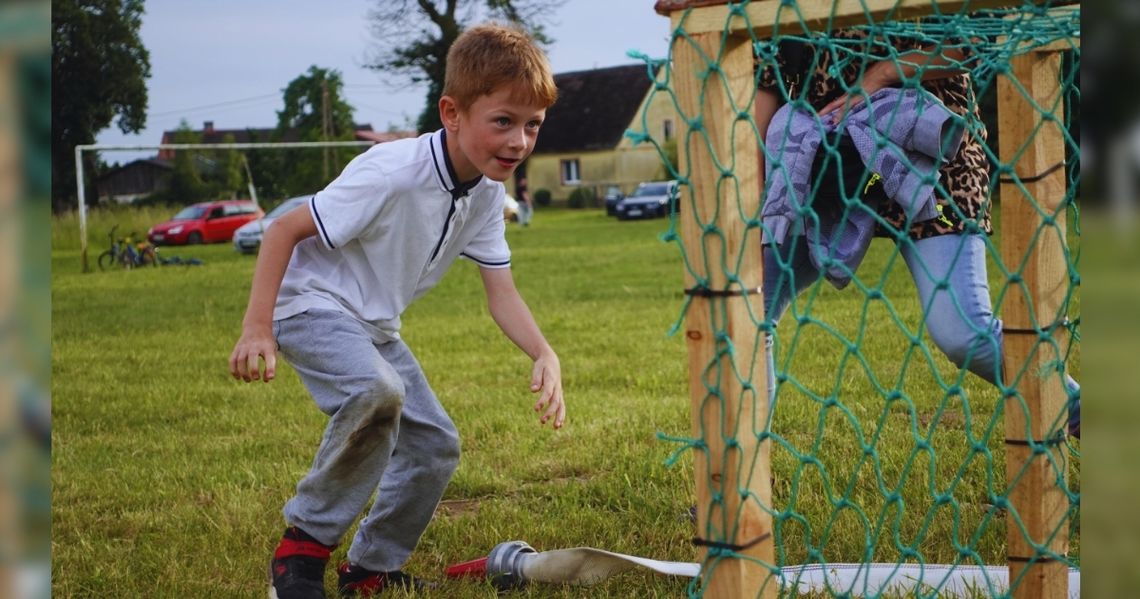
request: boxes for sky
[95,1,673,161]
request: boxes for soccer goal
[639,1,1080,597]
[71,140,373,270]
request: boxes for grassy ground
[52,206,1079,598]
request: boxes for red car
[148,200,263,245]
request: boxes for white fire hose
[446,540,1080,597]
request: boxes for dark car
[614,181,678,220]
[603,185,625,216]
[148,200,263,245]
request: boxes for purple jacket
[762,88,966,288]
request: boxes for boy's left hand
[531,352,565,428]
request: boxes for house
[521,63,678,202]
[95,158,173,204]
[157,121,386,159]
[94,154,228,204]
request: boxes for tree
[144,125,247,205]
[52,0,151,211]
[365,0,564,133]
[245,130,288,202]
[165,121,206,204]
[275,66,358,195]
[212,133,245,199]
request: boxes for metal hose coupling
[485,540,537,590]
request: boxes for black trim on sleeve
[310,196,335,249]
[460,252,511,267]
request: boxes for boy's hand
[229,326,277,383]
[531,352,565,428]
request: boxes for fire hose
[446,541,1080,597]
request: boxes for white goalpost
[73,140,376,271]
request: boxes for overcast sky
[95,1,673,160]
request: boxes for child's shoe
[270,526,335,599]
[1068,396,1081,439]
[337,562,436,596]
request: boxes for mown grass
[52,205,1079,598]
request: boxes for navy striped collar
[429,129,483,200]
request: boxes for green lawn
[51,206,1079,598]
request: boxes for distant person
[755,30,1079,437]
[515,160,534,226]
[229,23,565,599]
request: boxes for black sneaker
[337,563,436,597]
[270,526,335,599]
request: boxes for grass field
[52,205,1079,598]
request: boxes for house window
[663,118,675,142]
[561,159,581,185]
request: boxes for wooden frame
[652,2,1079,598]
[657,0,1054,38]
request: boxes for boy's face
[441,86,546,183]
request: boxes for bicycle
[98,225,159,270]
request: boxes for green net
[630,2,1079,597]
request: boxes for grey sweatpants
[274,308,461,572]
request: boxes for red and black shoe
[269,526,336,599]
[337,563,436,597]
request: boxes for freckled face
[444,87,546,182]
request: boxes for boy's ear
[439,96,461,132]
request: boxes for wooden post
[997,49,1071,599]
[669,22,776,599]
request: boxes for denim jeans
[517,201,533,226]
[762,232,1079,433]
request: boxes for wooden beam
[663,0,1042,38]
[1031,38,1080,53]
[997,50,1072,599]
[672,28,776,598]
[1001,5,1081,53]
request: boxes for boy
[228,23,564,599]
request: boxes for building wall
[525,151,611,202]
[615,82,679,155]
[96,162,171,204]
[519,86,680,202]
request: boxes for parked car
[148,200,263,245]
[614,181,679,220]
[603,185,625,216]
[233,195,311,253]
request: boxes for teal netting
[630,2,1080,597]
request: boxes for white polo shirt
[274,129,511,343]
